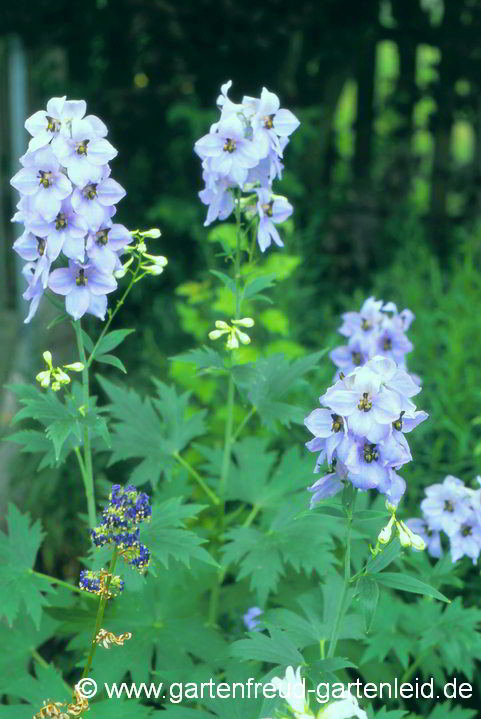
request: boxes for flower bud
[378,515,395,544]
[232,317,255,327]
[396,520,411,547]
[63,362,84,372]
[142,253,168,266]
[139,228,161,238]
[42,351,53,368]
[226,333,240,350]
[142,264,165,275]
[235,329,251,345]
[215,320,230,330]
[36,370,51,388]
[208,329,226,340]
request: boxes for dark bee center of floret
[358,392,372,412]
[76,139,90,155]
[363,443,379,463]
[331,414,343,433]
[263,114,274,129]
[36,237,46,256]
[261,201,273,217]
[83,183,97,199]
[223,138,236,153]
[361,318,371,331]
[461,525,472,537]
[76,268,88,286]
[444,500,454,513]
[96,229,110,246]
[352,351,362,366]
[38,170,53,188]
[55,212,68,231]
[383,337,392,350]
[393,411,405,431]
[46,115,60,132]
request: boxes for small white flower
[320,690,367,719]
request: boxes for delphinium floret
[194,81,299,252]
[406,475,481,563]
[330,297,417,379]
[10,95,132,323]
[304,356,428,507]
[90,484,152,572]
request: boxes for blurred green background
[2,0,481,570]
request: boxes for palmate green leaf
[86,701,155,719]
[371,709,408,719]
[0,504,53,628]
[222,505,335,604]
[210,269,236,293]
[0,664,70,716]
[172,346,226,372]
[97,376,206,486]
[229,625,304,666]
[243,350,328,428]
[0,613,59,692]
[140,497,217,568]
[374,572,450,602]
[67,571,228,687]
[242,273,276,300]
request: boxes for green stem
[231,406,256,442]
[208,190,243,626]
[86,261,140,369]
[173,451,220,505]
[327,490,358,659]
[80,550,118,686]
[401,650,430,683]
[73,320,96,529]
[29,569,96,597]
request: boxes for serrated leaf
[374,572,450,602]
[0,504,52,628]
[230,625,304,665]
[45,417,81,460]
[93,328,135,357]
[245,350,328,428]
[357,576,379,633]
[96,353,127,373]
[172,346,225,372]
[140,497,217,568]
[97,376,206,487]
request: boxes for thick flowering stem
[80,549,118,687]
[209,190,243,626]
[327,489,358,659]
[73,320,96,529]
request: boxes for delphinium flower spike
[304,356,428,508]
[10,95,132,322]
[194,81,299,252]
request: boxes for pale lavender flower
[243,606,263,631]
[21,262,45,323]
[194,114,263,186]
[71,171,124,231]
[10,146,72,222]
[304,408,345,464]
[48,261,117,320]
[28,197,89,263]
[13,231,61,288]
[321,365,402,443]
[255,188,292,252]
[420,476,472,535]
[250,87,300,158]
[52,117,117,186]
[86,223,132,273]
[339,297,384,338]
[307,462,347,507]
[405,518,442,558]
[449,514,481,563]
[330,337,371,374]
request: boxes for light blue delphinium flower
[305,356,427,507]
[243,606,263,631]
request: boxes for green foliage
[0,505,51,628]
[97,376,207,486]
